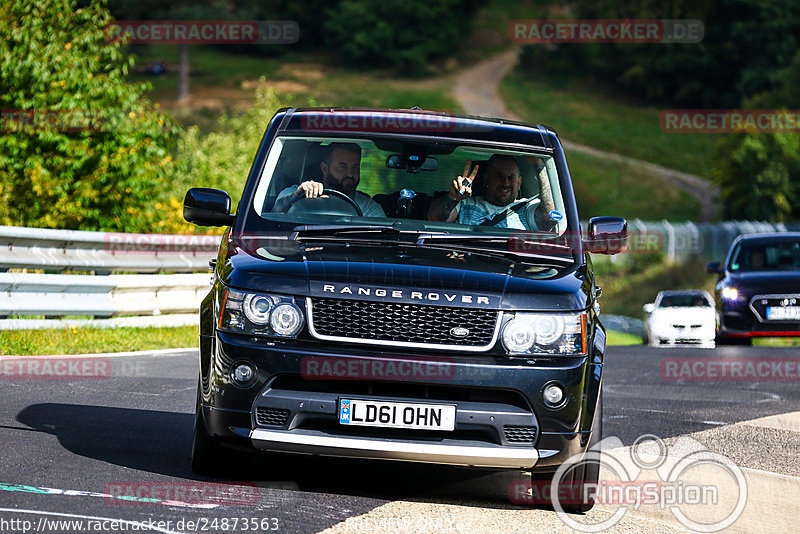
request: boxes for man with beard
[427,154,556,230]
[274,142,385,217]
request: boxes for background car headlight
[721,287,739,300]
[501,313,586,355]
[219,289,304,338]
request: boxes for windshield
[729,239,800,272]
[659,294,712,308]
[249,135,569,241]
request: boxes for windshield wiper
[290,224,447,243]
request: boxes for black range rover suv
[184,108,627,512]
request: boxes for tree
[323,0,481,73]
[711,51,800,222]
[0,0,181,232]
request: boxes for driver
[427,154,556,230]
[273,142,385,217]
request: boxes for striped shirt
[455,197,539,230]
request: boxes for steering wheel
[288,188,363,217]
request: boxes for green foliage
[521,0,800,108]
[323,0,481,73]
[712,130,800,221]
[0,0,181,232]
[710,52,800,222]
[172,86,286,209]
[594,255,716,319]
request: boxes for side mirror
[643,303,655,314]
[706,261,723,274]
[583,217,627,254]
[184,188,235,227]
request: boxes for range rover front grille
[256,407,290,427]
[309,298,498,348]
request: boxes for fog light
[232,363,255,386]
[543,384,565,407]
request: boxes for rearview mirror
[184,188,235,227]
[385,154,438,172]
[583,217,628,255]
[706,261,723,274]
[643,303,655,314]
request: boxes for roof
[273,107,559,151]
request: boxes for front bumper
[201,331,600,470]
[250,428,538,468]
[720,294,800,337]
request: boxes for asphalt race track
[1,345,798,533]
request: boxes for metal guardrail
[0,225,219,330]
[1,222,797,331]
[0,225,220,273]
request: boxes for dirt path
[452,49,719,222]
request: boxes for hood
[219,239,589,311]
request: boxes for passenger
[427,155,556,230]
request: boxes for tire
[191,382,225,476]
[716,335,752,346]
[532,391,603,514]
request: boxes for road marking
[0,507,182,534]
[0,482,218,509]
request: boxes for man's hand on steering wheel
[288,184,363,217]
[293,181,329,200]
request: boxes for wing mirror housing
[643,303,655,314]
[706,261,723,274]
[584,217,628,255]
[183,188,235,227]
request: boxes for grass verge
[0,326,197,356]
[606,330,643,346]
[501,70,721,177]
[594,255,717,320]
[128,45,461,129]
[568,149,700,221]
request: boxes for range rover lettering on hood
[314,282,501,307]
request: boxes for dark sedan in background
[707,233,800,345]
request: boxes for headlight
[219,289,304,338]
[501,313,586,355]
[270,302,303,336]
[721,287,738,301]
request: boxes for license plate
[766,306,800,320]
[339,399,456,431]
